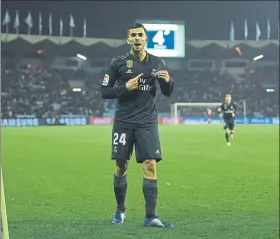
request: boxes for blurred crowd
[1,59,279,118]
[158,66,279,117]
[1,63,104,118]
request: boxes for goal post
[170,100,247,124]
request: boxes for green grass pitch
[2,125,279,239]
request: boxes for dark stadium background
[1,1,279,40]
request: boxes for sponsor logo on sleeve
[102,74,109,86]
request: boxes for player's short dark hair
[127,23,147,36]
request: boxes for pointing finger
[135,73,143,79]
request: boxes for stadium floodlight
[266,88,275,92]
[72,88,82,92]
[253,55,263,61]
[171,101,247,124]
[77,54,87,60]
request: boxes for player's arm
[232,102,237,117]
[155,59,174,97]
[101,60,127,99]
[217,105,223,113]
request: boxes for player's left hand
[155,70,170,83]
[232,113,235,117]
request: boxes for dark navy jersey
[101,52,174,128]
[219,101,237,121]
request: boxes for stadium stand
[1,35,279,120]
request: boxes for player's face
[225,96,231,104]
[127,28,147,52]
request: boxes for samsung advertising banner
[1,117,279,127]
[44,117,88,126]
[1,116,88,127]
[182,117,279,125]
[1,118,40,127]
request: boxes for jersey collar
[128,50,149,63]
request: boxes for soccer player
[218,94,237,146]
[206,108,212,124]
[101,23,174,228]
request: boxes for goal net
[170,101,246,124]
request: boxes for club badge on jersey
[126,60,133,69]
[102,74,109,86]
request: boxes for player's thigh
[223,121,229,130]
[229,121,235,131]
[111,124,134,160]
[224,120,232,128]
[134,123,162,163]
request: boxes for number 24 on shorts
[113,133,126,146]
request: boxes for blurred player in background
[218,94,237,146]
[206,108,212,124]
[101,23,174,228]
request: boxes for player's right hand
[125,73,143,91]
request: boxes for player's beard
[133,45,142,52]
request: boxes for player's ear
[126,30,130,44]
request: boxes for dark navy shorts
[111,123,162,163]
[224,120,235,130]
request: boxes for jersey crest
[126,60,133,69]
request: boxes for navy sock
[225,132,229,142]
[143,178,158,218]
[114,175,127,213]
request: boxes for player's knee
[115,160,128,177]
[142,159,157,179]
